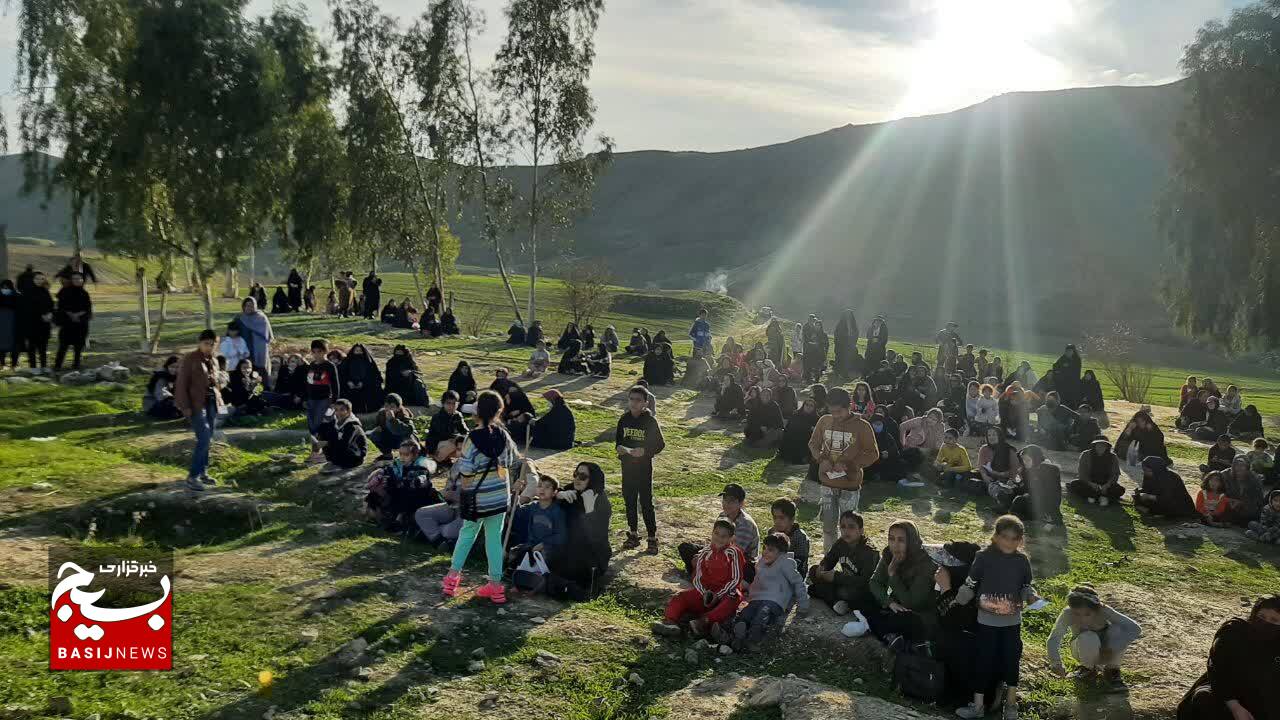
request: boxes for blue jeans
[189,404,217,479]
[306,398,332,437]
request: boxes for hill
[468,82,1188,351]
[2,83,1189,351]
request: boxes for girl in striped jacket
[443,390,522,604]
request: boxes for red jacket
[691,543,745,600]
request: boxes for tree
[1085,323,1154,403]
[444,0,524,325]
[1160,0,1280,350]
[559,256,612,327]
[491,0,612,324]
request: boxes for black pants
[679,542,757,583]
[1067,479,1125,501]
[867,608,931,645]
[27,334,48,368]
[622,463,656,537]
[807,578,875,612]
[975,623,1022,691]
[1178,686,1235,720]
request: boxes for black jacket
[426,409,468,450]
[1179,618,1280,720]
[531,400,576,450]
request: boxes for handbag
[512,548,549,593]
[458,458,497,521]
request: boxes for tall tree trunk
[222,265,238,299]
[527,160,540,324]
[192,241,214,330]
[249,244,256,286]
[183,256,193,291]
[412,264,429,317]
[0,224,9,283]
[150,290,169,353]
[135,262,152,352]
[70,201,83,257]
[370,249,378,275]
[433,243,444,301]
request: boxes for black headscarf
[448,361,476,397]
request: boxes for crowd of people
[1,255,97,371]
[100,294,1280,720]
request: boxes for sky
[0,0,1255,153]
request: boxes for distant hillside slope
[0,153,89,246]
[4,82,1188,349]
[466,82,1187,349]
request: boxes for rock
[744,678,784,708]
[4,376,31,385]
[478,693,499,710]
[262,706,278,720]
[530,616,546,624]
[26,482,53,492]
[471,647,486,659]
[29,376,52,383]
[14,366,41,377]
[684,648,699,665]
[933,509,953,523]
[58,371,86,386]
[338,637,368,664]
[628,672,644,687]
[535,650,561,664]
[496,608,507,616]
[299,628,319,645]
[719,644,732,655]
[46,697,73,715]
[355,666,373,681]
[468,660,485,673]
[693,639,710,651]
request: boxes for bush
[1085,323,1154,403]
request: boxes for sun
[895,0,1075,118]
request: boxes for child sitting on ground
[426,390,469,454]
[1047,584,1141,691]
[317,399,368,472]
[1246,489,1280,544]
[652,519,745,638]
[730,532,809,652]
[936,428,975,488]
[1201,434,1236,474]
[507,477,568,570]
[370,393,417,460]
[1196,471,1232,527]
[523,341,552,378]
[1246,437,1275,482]
[807,510,879,616]
[364,439,436,530]
[769,498,810,572]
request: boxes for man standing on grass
[689,308,713,358]
[175,329,224,492]
[616,385,666,553]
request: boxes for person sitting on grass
[867,519,938,648]
[1047,584,1141,692]
[1246,489,1280,544]
[1114,409,1171,466]
[652,519,745,639]
[440,306,460,336]
[501,385,537,445]
[601,325,621,353]
[507,321,526,345]
[1008,444,1064,525]
[556,322,581,352]
[643,342,676,386]
[384,345,429,407]
[339,344,384,414]
[900,407,946,486]
[426,391,469,454]
[586,341,613,378]
[1133,456,1197,518]
[447,361,477,406]
[679,482,759,581]
[728,532,809,652]
[1229,404,1264,442]
[1223,455,1265,527]
[530,389,576,451]
[550,462,613,599]
[1245,437,1275,482]
[218,321,250,372]
[1034,391,1079,451]
[1190,396,1231,442]
[1177,594,1280,720]
[626,328,648,356]
[266,353,307,410]
[713,374,747,419]
[777,398,819,465]
[520,340,551,379]
[557,338,587,375]
[226,358,269,417]
[143,356,182,419]
[744,386,785,448]
[1201,434,1237,474]
[1070,436,1125,506]
[507,476,568,573]
[365,439,435,530]
[317,399,368,472]
[936,428,976,489]
[1178,389,1210,430]
[768,498,810,572]
[807,510,879,616]
[1221,384,1242,416]
[1072,404,1102,448]
[1196,471,1233,528]
[413,441,466,550]
[865,409,905,484]
[370,393,417,461]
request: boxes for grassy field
[2,269,1279,720]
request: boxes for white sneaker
[898,478,925,488]
[1003,701,1019,720]
[955,703,985,719]
[1099,497,1110,507]
[1087,497,1097,504]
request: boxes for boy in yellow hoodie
[935,428,975,489]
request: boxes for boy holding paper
[807,387,879,552]
[616,385,666,552]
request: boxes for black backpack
[893,643,946,701]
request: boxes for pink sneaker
[475,582,507,604]
[442,572,462,597]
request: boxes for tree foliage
[1161,0,1280,350]
[558,256,613,327]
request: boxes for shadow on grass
[1066,495,1137,552]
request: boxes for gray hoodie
[747,552,809,612]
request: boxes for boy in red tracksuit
[652,519,745,637]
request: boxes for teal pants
[450,513,506,580]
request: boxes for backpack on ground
[893,642,946,701]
